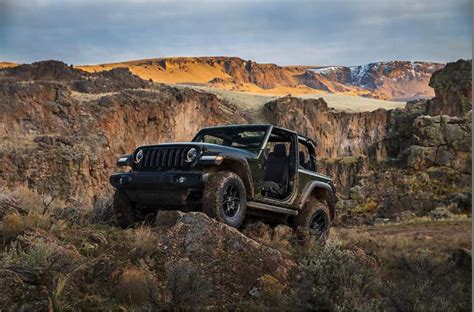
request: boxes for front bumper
[110,171,207,206]
[110,170,207,189]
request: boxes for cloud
[0,0,471,65]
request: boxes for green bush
[166,259,210,307]
[381,250,471,311]
[293,240,382,311]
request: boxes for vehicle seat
[263,144,289,198]
[299,151,307,169]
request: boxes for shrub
[128,226,158,258]
[10,186,42,213]
[116,268,154,305]
[2,239,55,268]
[381,250,471,311]
[292,240,382,311]
[430,206,453,220]
[3,213,24,242]
[88,196,114,224]
[25,211,51,230]
[256,274,286,305]
[166,259,210,306]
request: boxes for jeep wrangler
[110,124,337,242]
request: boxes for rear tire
[294,199,331,244]
[202,171,247,228]
[113,189,137,228]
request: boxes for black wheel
[294,199,331,244]
[202,171,247,228]
[113,189,138,228]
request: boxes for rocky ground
[0,187,471,311]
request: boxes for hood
[136,142,258,159]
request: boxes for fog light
[119,175,131,185]
[177,176,187,183]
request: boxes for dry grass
[1,186,69,247]
[2,239,56,268]
[0,137,38,155]
[2,213,24,242]
[127,226,158,258]
[116,268,154,305]
[332,218,472,255]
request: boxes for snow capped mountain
[309,61,445,100]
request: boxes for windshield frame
[192,125,272,153]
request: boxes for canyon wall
[0,59,471,222]
[262,60,471,223]
[0,61,246,204]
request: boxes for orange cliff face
[75,57,372,97]
[76,57,444,100]
[2,57,443,100]
[0,62,18,69]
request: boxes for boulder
[155,210,185,227]
[450,248,472,271]
[160,212,293,304]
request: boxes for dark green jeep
[110,124,337,242]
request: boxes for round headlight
[134,150,143,163]
[185,148,198,163]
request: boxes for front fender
[218,156,254,199]
[300,181,337,219]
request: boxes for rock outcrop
[427,59,472,116]
[263,96,390,159]
[0,61,246,204]
[156,212,293,304]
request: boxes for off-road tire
[113,189,137,228]
[294,199,331,244]
[202,171,247,228]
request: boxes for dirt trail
[333,219,472,253]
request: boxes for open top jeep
[110,124,337,242]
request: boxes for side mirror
[117,154,132,166]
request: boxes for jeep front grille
[135,147,192,170]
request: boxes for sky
[0,0,471,66]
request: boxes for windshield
[192,125,269,152]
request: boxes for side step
[247,201,298,216]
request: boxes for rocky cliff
[0,61,246,205]
[314,61,445,100]
[262,60,471,223]
[427,59,472,116]
[263,96,390,159]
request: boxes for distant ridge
[1,57,444,100]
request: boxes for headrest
[273,144,287,157]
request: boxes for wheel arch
[214,157,254,199]
[300,181,336,220]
